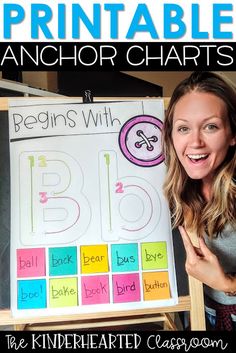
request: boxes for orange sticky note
[142,272,170,301]
[80,245,109,274]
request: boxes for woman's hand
[178,225,235,293]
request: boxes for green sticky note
[49,277,78,308]
[141,242,168,270]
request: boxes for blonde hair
[163,72,236,238]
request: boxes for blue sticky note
[17,279,47,309]
[111,243,139,272]
[49,246,77,276]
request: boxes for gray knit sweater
[204,225,236,305]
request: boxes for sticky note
[49,277,78,308]
[81,275,110,305]
[112,273,141,303]
[49,246,77,276]
[17,248,46,278]
[111,243,139,272]
[141,242,167,270]
[80,245,109,274]
[17,279,47,309]
[142,272,170,301]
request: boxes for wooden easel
[0,283,204,331]
[0,97,206,331]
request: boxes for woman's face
[172,91,236,186]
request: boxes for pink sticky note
[81,275,110,305]
[17,248,46,278]
[112,273,141,303]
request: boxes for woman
[163,71,236,330]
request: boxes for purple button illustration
[119,115,165,167]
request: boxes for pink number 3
[39,192,48,203]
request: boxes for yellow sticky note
[49,277,78,308]
[142,272,170,301]
[80,245,109,274]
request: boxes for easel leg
[163,313,178,330]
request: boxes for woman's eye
[205,124,218,131]
[177,126,189,133]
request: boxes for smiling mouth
[187,154,209,163]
